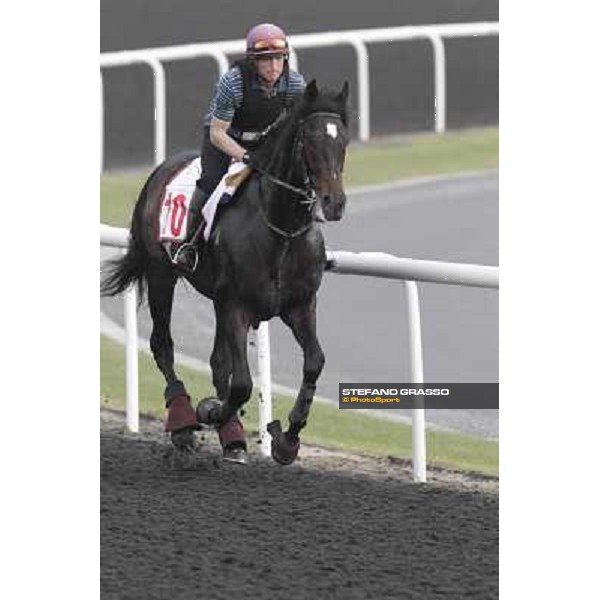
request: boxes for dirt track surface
[101,410,498,599]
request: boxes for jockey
[174,23,306,270]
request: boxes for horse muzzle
[320,191,346,221]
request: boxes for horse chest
[273,247,308,293]
[257,240,323,316]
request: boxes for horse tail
[100,168,159,302]
[100,238,148,301]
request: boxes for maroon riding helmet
[246,23,290,59]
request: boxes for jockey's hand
[242,152,256,168]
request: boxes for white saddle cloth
[200,161,248,241]
[158,157,202,242]
[158,158,249,244]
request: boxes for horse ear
[337,81,349,104]
[304,79,319,102]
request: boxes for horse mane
[254,85,349,170]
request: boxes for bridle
[257,111,346,238]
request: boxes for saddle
[157,159,252,258]
[199,162,252,242]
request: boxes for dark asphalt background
[100,0,498,169]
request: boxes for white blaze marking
[326,123,338,138]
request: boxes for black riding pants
[197,127,231,197]
[197,126,257,196]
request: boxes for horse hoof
[222,445,248,465]
[267,420,300,466]
[196,397,222,425]
[171,427,196,451]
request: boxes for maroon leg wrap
[218,416,247,451]
[165,394,197,432]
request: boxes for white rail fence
[100,223,499,482]
[100,22,499,170]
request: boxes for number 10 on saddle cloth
[158,158,250,243]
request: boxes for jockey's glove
[242,152,255,167]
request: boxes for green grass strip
[101,335,498,476]
[345,126,499,187]
[100,127,498,227]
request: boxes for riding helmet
[245,23,289,59]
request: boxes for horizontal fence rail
[328,251,499,288]
[100,22,499,170]
[100,223,499,481]
[99,224,499,287]
[100,223,129,247]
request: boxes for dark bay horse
[101,80,350,465]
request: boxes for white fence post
[350,39,370,142]
[288,47,299,72]
[124,284,139,433]
[405,280,426,482]
[256,321,273,457]
[208,50,230,78]
[143,57,167,166]
[427,33,447,134]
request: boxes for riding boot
[172,183,207,272]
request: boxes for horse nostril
[323,195,331,204]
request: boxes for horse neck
[261,123,311,232]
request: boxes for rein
[257,177,315,239]
[253,162,316,204]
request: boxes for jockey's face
[255,55,285,85]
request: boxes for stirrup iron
[172,242,199,272]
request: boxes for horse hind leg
[196,323,237,447]
[198,304,252,463]
[196,308,233,424]
[269,303,325,465]
[147,265,197,448]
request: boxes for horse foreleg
[148,267,196,444]
[209,319,232,402]
[271,302,325,464]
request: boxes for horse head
[299,80,350,221]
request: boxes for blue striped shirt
[204,65,306,126]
